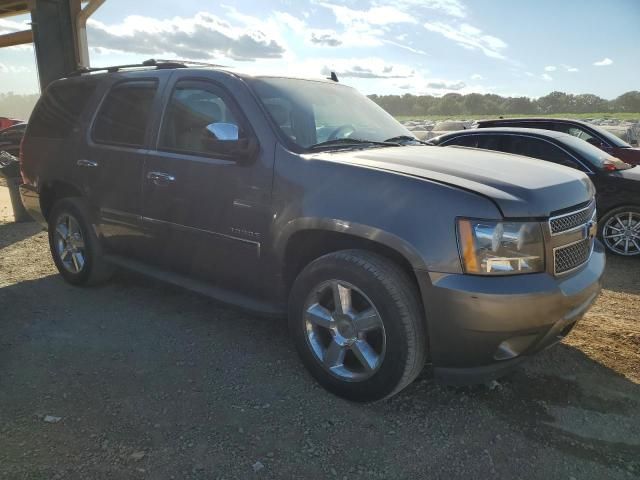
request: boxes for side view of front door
[141,77,271,296]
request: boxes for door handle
[147,171,176,186]
[77,159,98,168]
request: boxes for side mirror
[631,139,639,147]
[206,123,259,163]
[207,122,239,141]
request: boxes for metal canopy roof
[0,1,29,19]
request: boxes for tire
[288,250,428,402]
[48,197,114,285]
[598,205,640,256]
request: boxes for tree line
[2,90,640,122]
[368,91,640,117]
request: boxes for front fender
[272,217,429,271]
[271,144,503,275]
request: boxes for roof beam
[0,1,30,19]
[0,28,33,47]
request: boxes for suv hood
[317,145,594,218]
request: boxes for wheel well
[283,229,420,293]
[40,181,83,220]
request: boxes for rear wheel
[48,198,114,285]
[288,250,427,402]
[599,206,640,256]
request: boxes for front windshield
[589,123,632,148]
[247,77,413,149]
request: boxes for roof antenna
[328,71,339,82]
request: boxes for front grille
[549,202,595,235]
[554,238,592,275]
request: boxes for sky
[0,0,639,98]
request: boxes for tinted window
[552,123,598,143]
[28,82,96,138]
[442,135,478,147]
[160,82,242,157]
[93,81,157,147]
[501,136,583,170]
[476,135,507,152]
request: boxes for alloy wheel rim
[602,212,640,256]
[54,214,86,273]
[303,280,386,382]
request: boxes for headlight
[457,219,545,275]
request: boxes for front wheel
[599,206,640,256]
[288,250,428,402]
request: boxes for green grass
[394,112,640,122]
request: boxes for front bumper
[419,240,605,385]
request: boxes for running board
[104,255,285,317]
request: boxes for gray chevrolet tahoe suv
[20,61,605,401]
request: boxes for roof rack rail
[68,58,187,77]
[156,59,228,68]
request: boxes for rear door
[80,76,166,258]
[140,75,271,295]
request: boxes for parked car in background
[473,118,640,166]
[0,117,22,131]
[20,61,604,401]
[430,127,640,256]
[0,122,27,157]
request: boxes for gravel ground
[1,187,639,479]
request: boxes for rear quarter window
[28,82,96,138]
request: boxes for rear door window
[476,134,508,152]
[28,82,96,138]
[501,136,584,170]
[93,81,158,147]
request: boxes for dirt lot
[1,187,639,479]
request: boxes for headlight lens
[457,219,545,275]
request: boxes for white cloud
[315,3,422,49]
[0,63,30,74]
[426,80,466,90]
[0,18,27,34]
[560,64,579,72]
[524,71,534,77]
[470,73,483,80]
[272,12,306,33]
[87,12,286,61]
[593,57,613,66]
[423,22,507,59]
[395,0,467,18]
[315,58,415,79]
[320,3,417,27]
[309,29,343,47]
[544,65,556,72]
[541,73,553,81]
[383,39,427,55]
[397,75,494,96]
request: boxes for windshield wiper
[308,138,401,150]
[384,135,430,145]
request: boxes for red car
[0,117,22,131]
[474,118,640,166]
